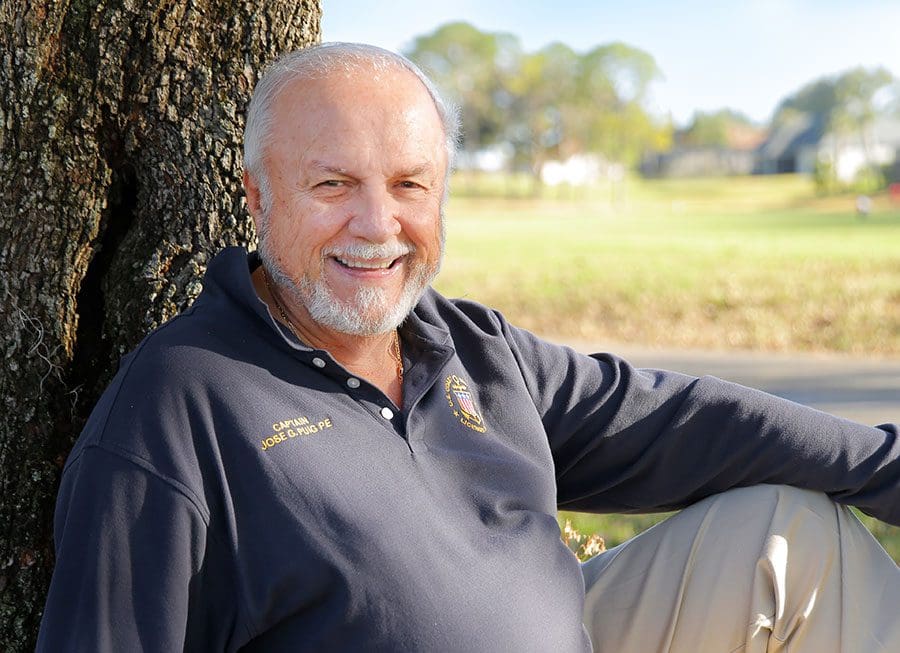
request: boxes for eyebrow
[308,161,436,178]
[309,161,351,176]
[397,163,435,178]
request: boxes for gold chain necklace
[261,265,404,386]
[262,265,301,341]
[390,327,404,387]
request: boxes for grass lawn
[436,173,900,562]
[437,174,900,355]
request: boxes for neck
[252,265,404,407]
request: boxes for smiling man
[38,44,900,652]
[242,56,448,407]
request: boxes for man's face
[248,67,448,336]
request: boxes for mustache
[322,242,415,260]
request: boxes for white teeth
[336,257,396,269]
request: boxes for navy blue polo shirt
[38,248,899,651]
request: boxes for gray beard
[257,219,442,337]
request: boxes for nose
[347,185,402,243]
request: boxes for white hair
[243,42,460,211]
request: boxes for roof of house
[760,114,900,158]
[757,113,827,159]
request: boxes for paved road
[561,341,900,426]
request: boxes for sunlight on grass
[437,174,900,355]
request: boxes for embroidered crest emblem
[444,374,486,433]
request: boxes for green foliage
[813,158,838,194]
[406,23,897,194]
[853,166,886,195]
[814,160,888,196]
[856,512,900,562]
[405,22,522,152]
[775,77,841,122]
[833,67,894,127]
[774,66,896,135]
[559,511,671,553]
[678,109,758,148]
[774,67,897,197]
[507,42,581,166]
[404,22,670,174]
[581,42,660,105]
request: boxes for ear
[243,170,263,226]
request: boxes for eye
[398,180,423,190]
[318,180,344,188]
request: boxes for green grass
[437,172,900,561]
[436,174,900,354]
[559,510,900,564]
[858,512,900,563]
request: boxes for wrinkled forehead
[268,68,447,162]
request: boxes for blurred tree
[406,23,669,185]
[575,43,670,165]
[678,109,758,148]
[891,81,900,118]
[405,22,521,159]
[581,42,659,106]
[775,66,895,188]
[831,67,894,170]
[773,78,840,124]
[507,42,581,179]
[774,66,895,130]
[0,2,320,650]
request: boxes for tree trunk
[0,1,321,648]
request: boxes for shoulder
[66,287,262,488]
[98,245,272,418]
[413,287,509,339]
[64,321,199,482]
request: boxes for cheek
[268,203,344,262]
[265,219,307,265]
[407,207,443,252]
[427,216,446,261]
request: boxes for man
[38,43,899,652]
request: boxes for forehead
[267,67,446,167]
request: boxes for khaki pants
[582,485,900,652]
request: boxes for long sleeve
[502,320,900,525]
[37,445,240,652]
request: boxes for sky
[321,0,900,127]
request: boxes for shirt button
[380,407,394,420]
[346,377,361,389]
[312,357,326,368]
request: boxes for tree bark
[0,1,320,648]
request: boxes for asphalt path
[559,341,900,426]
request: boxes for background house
[756,114,900,182]
[640,147,757,178]
[755,113,825,175]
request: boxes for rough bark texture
[0,1,320,648]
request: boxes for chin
[304,280,425,336]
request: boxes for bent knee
[710,484,840,518]
[697,484,845,551]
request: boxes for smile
[332,256,402,271]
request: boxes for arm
[37,445,238,652]
[502,320,900,525]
